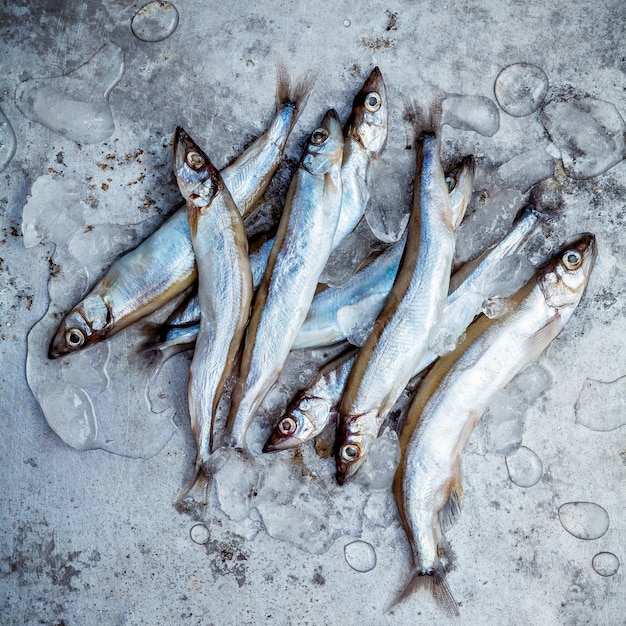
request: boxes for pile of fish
[47,67,597,615]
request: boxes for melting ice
[15,42,124,144]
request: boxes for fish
[263,348,358,452]
[226,109,344,450]
[48,68,311,359]
[392,233,597,615]
[264,205,543,453]
[172,128,253,503]
[143,154,472,360]
[333,66,388,247]
[336,130,468,484]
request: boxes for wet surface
[2,0,625,624]
[15,42,125,144]
[131,1,179,42]
[494,63,548,117]
[344,540,377,572]
[505,445,543,488]
[558,502,610,541]
[591,552,620,577]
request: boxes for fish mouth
[262,435,296,453]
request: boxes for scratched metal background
[1,1,625,624]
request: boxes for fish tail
[275,63,315,125]
[390,562,459,617]
[173,461,204,505]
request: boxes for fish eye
[445,175,456,191]
[310,127,329,145]
[186,151,205,169]
[340,444,360,461]
[364,91,381,112]
[278,417,297,436]
[65,328,85,348]
[562,249,582,270]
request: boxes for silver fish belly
[393,233,597,615]
[226,110,344,450]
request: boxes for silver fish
[333,66,388,247]
[48,69,311,358]
[173,128,252,503]
[226,110,344,450]
[264,205,542,453]
[336,131,467,484]
[393,233,596,615]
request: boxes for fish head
[301,109,344,176]
[344,66,388,159]
[173,127,222,207]
[446,155,475,214]
[335,414,375,484]
[539,233,597,311]
[263,393,331,452]
[48,294,110,358]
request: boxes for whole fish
[333,66,388,247]
[226,110,344,450]
[48,69,311,358]
[173,128,252,502]
[336,131,467,484]
[264,205,542,453]
[393,233,596,615]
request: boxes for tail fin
[391,562,459,617]
[275,63,315,125]
[173,461,205,505]
[133,322,194,369]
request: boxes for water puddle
[131,1,180,42]
[190,524,210,545]
[541,96,625,180]
[592,552,620,577]
[344,540,377,572]
[505,445,543,488]
[558,502,609,540]
[24,174,177,459]
[575,375,626,432]
[15,41,124,144]
[495,63,548,117]
[0,106,17,172]
[442,94,500,137]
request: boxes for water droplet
[0,106,17,172]
[558,502,610,540]
[15,42,124,144]
[131,1,179,42]
[190,524,210,545]
[442,94,500,137]
[505,446,543,487]
[575,376,626,432]
[541,96,626,180]
[343,18,351,27]
[344,540,377,572]
[495,63,549,117]
[592,552,620,577]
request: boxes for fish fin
[438,473,464,533]
[173,461,206,505]
[525,316,561,362]
[275,63,315,124]
[389,561,459,617]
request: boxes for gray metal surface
[1,1,625,624]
